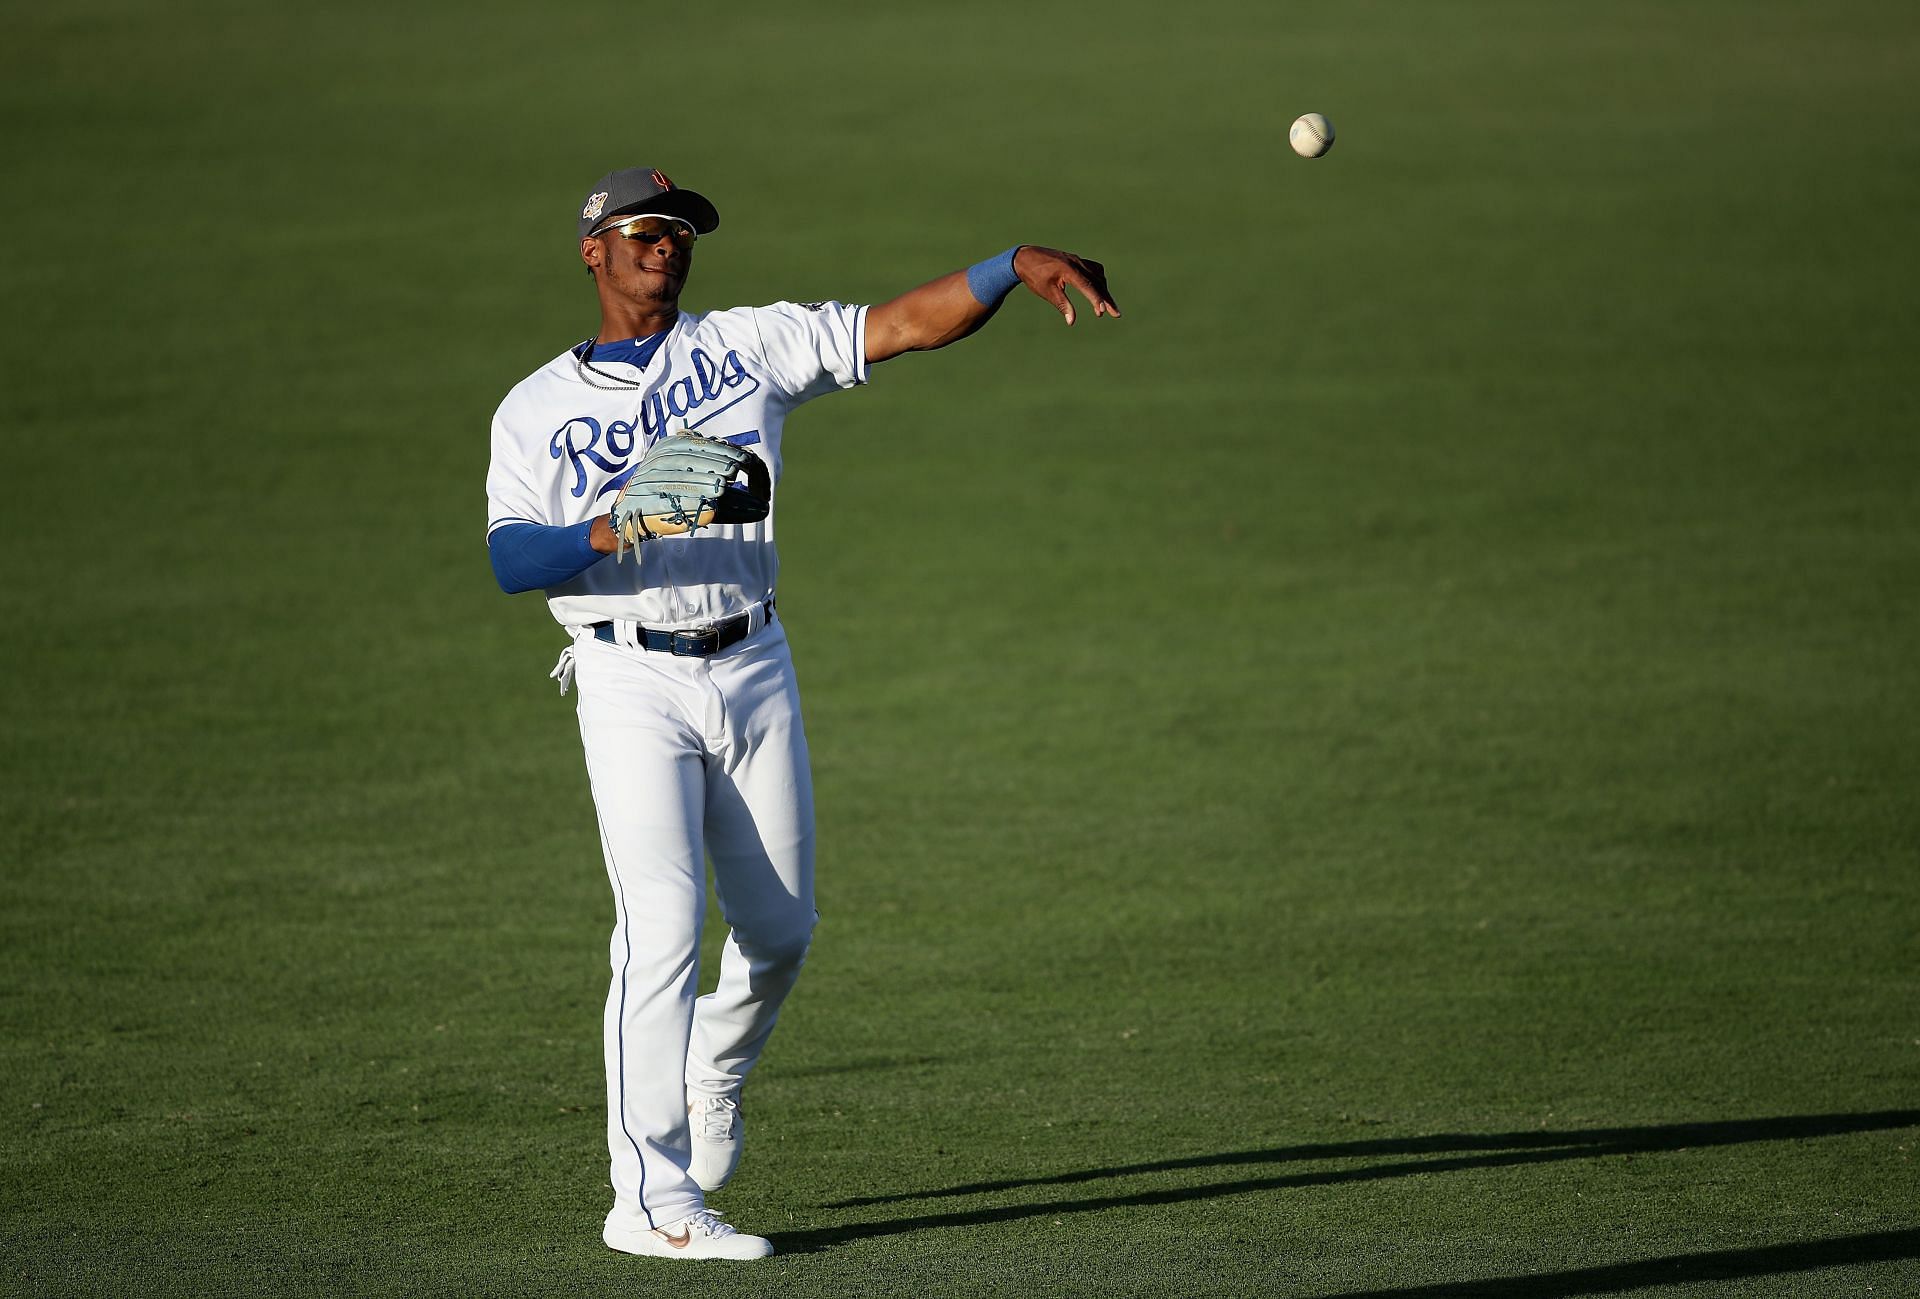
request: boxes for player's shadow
[1305,1229,1920,1297]
[773,1108,1920,1289]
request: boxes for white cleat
[602,1205,773,1260]
[688,1093,744,1192]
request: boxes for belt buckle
[670,625,721,657]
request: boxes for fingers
[1073,257,1120,319]
[1023,248,1120,325]
[1040,261,1079,326]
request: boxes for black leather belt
[590,597,774,658]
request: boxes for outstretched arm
[864,245,1119,364]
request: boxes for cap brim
[605,188,720,235]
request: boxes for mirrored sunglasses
[596,214,698,245]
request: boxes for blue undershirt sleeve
[488,521,603,594]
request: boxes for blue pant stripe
[586,751,651,1228]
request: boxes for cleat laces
[692,1095,740,1142]
[685,1208,736,1240]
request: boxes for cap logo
[581,191,608,222]
[649,169,673,190]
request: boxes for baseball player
[484,166,1117,1261]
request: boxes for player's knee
[757,925,814,971]
[739,908,815,969]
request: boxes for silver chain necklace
[572,340,646,391]
[572,320,677,391]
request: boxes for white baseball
[1290,113,1335,158]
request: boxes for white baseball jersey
[486,300,869,628]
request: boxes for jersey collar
[574,328,672,370]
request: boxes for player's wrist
[592,512,631,554]
[965,246,1025,306]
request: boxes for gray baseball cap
[577,166,720,240]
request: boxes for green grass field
[3,1,1917,1295]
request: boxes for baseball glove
[609,433,770,555]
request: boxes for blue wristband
[965,246,1023,306]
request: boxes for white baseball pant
[570,619,816,1228]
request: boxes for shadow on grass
[1310,1229,1920,1297]
[826,1109,1920,1208]
[776,1109,1920,1273]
